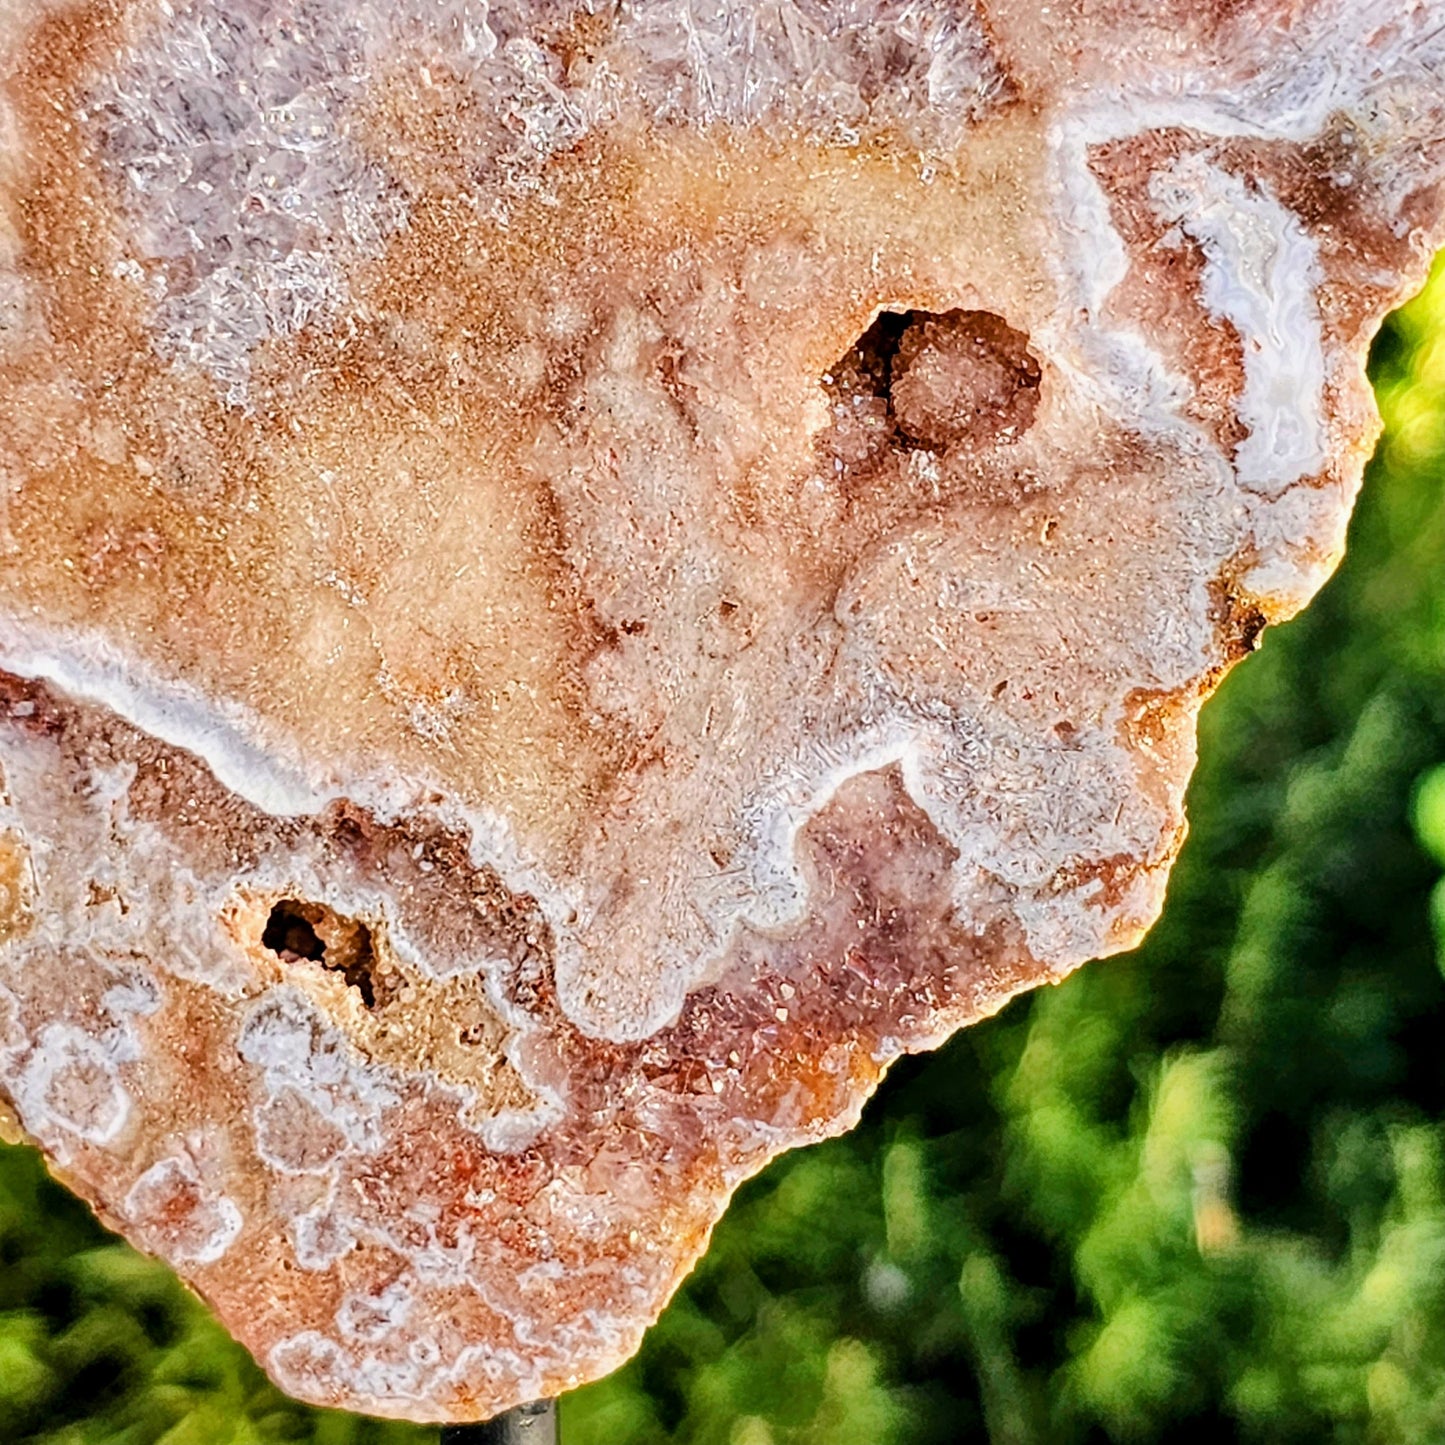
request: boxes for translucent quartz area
[0,0,1441,1422]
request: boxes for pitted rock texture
[0,0,1442,1422]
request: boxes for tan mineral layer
[0,0,1442,1422]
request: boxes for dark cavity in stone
[820,308,1041,481]
[262,898,379,1008]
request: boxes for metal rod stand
[441,1399,558,1445]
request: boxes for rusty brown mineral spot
[0,0,1441,1422]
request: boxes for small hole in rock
[262,898,378,1009]
[261,902,325,962]
[821,307,1041,478]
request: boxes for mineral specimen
[0,0,1441,1422]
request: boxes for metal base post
[440,1399,558,1445]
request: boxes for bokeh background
[5,260,1445,1445]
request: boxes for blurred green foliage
[5,259,1445,1443]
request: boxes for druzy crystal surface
[0,0,1442,1422]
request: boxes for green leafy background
[5,260,1445,1444]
